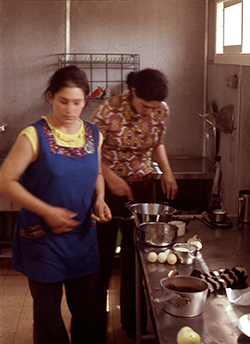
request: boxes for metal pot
[158,276,208,317]
[212,209,227,223]
[138,222,177,247]
[126,203,177,227]
[238,190,250,223]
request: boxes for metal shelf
[58,53,140,94]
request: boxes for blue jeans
[28,271,105,344]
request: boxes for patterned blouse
[91,93,170,178]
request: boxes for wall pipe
[235,65,242,213]
[66,0,70,55]
[202,0,209,158]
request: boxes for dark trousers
[28,270,105,344]
[97,176,155,334]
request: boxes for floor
[0,254,154,344]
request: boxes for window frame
[214,0,250,66]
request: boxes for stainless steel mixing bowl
[126,203,177,227]
[138,222,177,247]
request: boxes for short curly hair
[126,68,169,101]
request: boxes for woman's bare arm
[0,135,79,233]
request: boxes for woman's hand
[161,171,178,200]
[152,141,178,200]
[91,198,112,223]
[42,207,80,234]
[107,174,134,200]
[101,162,134,201]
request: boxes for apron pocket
[20,225,47,259]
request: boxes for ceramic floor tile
[23,290,33,307]
[0,306,21,333]
[19,306,32,320]
[15,316,33,334]
[13,331,33,344]
[7,268,23,276]
[0,332,15,344]
[0,283,28,296]
[3,274,27,285]
[0,276,5,287]
[0,293,26,308]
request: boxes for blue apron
[12,118,100,283]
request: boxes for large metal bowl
[127,203,177,227]
[138,222,177,246]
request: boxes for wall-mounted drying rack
[58,53,140,96]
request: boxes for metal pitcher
[238,190,250,223]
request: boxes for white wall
[0,0,205,159]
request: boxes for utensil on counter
[238,314,250,337]
[168,269,179,277]
[157,276,208,317]
[154,270,179,291]
[195,214,232,229]
[154,292,190,305]
[187,235,203,250]
[125,202,177,227]
[137,222,177,247]
[194,215,215,230]
[173,243,197,264]
[112,215,135,221]
[201,211,212,223]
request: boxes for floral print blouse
[91,93,170,178]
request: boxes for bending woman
[91,68,178,338]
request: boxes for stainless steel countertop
[136,216,250,344]
[153,157,216,180]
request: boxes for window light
[215,0,250,66]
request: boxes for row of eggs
[148,249,177,265]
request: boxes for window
[214,0,250,65]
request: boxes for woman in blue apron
[0,65,111,344]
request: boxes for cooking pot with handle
[159,276,208,317]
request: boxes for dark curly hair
[126,68,169,101]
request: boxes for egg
[147,251,158,263]
[157,252,167,263]
[167,253,177,265]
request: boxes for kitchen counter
[153,157,216,180]
[135,216,250,344]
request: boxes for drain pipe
[202,0,209,157]
[235,65,242,213]
[66,0,70,56]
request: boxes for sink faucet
[0,123,7,131]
